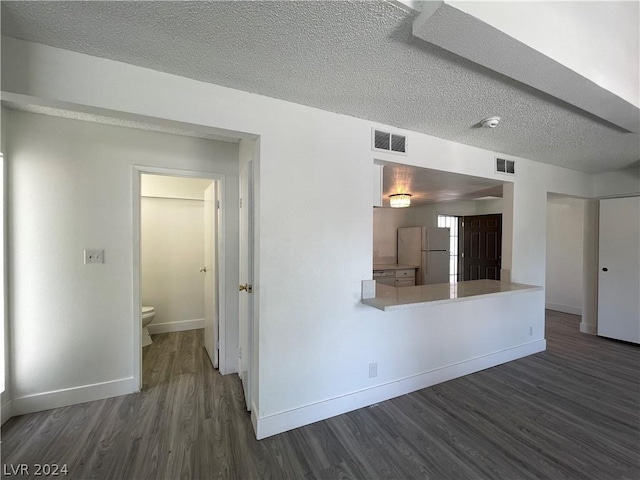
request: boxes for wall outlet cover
[84,249,104,264]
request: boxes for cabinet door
[598,197,640,344]
[395,269,415,278]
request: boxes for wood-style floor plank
[2,310,638,479]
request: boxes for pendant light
[389,193,411,208]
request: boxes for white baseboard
[148,318,204,334]
[546,302,582,316]
[1,399,14,425]
[580,323,597,335]
[9,377,136,419]
[255,340,546,439]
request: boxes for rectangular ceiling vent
[496,157,516,175]
[372,128,407,155]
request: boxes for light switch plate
[84,249,104,264]
[362,279,376,299]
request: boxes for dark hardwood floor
[2,311,638,479]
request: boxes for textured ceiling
[2,1,639,173]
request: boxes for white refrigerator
[398,226,450,285]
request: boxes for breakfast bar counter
[362,279,542,311]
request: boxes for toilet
[142,306,155,347]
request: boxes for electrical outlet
[362,280,376,299]
[369,362,378,378]
[84,249,104,264]
[529,326,533,336]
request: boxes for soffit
[2,1,638,173]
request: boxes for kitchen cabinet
[395,269,416,286]
[373,265,417,287]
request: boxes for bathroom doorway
[133,168,226,389]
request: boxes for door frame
[132,165,227,390]
[239,159,254,411]
[238,136,259,425]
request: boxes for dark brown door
[462,214,502,280]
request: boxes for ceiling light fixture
[481,116,501,128]
[389,193,411,208]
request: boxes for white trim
[580,323,597,335]
[255,340,546,439]
[133,166,227,390]
[1,398,13,425]
[147,318,204,334]
[251,399,259,435]
[132,168,142,391]
[10,377,136,418]
[546,302,582,316]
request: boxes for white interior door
[598,196,640,344]
[239,161,253,411]
[204,182,219,367]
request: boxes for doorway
[133,167,226,390]
[437,213,503,281]
[545,195,585,316]
[545,193,602,336]
[460,214,502,281]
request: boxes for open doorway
[545,193,599,336]
[133,168,226,390]
[437,213,502,282]
[545,195,586,316]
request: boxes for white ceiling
[1,1,639,174]
[380,162,504,207]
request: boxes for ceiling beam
[412,2,640,133]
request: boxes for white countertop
[362,279,542,311]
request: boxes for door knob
[239,284,253,293]
[200,266,207,273]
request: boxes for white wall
[5,108,239,412]
[142,194,207,329]
[141,175,213,330]
[2,37,595,436]
[546,197,585,315]
[593,166,640,198]
[141,174,213,201]
[407,200,477,226]
[476,198,504,215]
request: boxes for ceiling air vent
[496,157,515,175]
[372,128,407,155]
